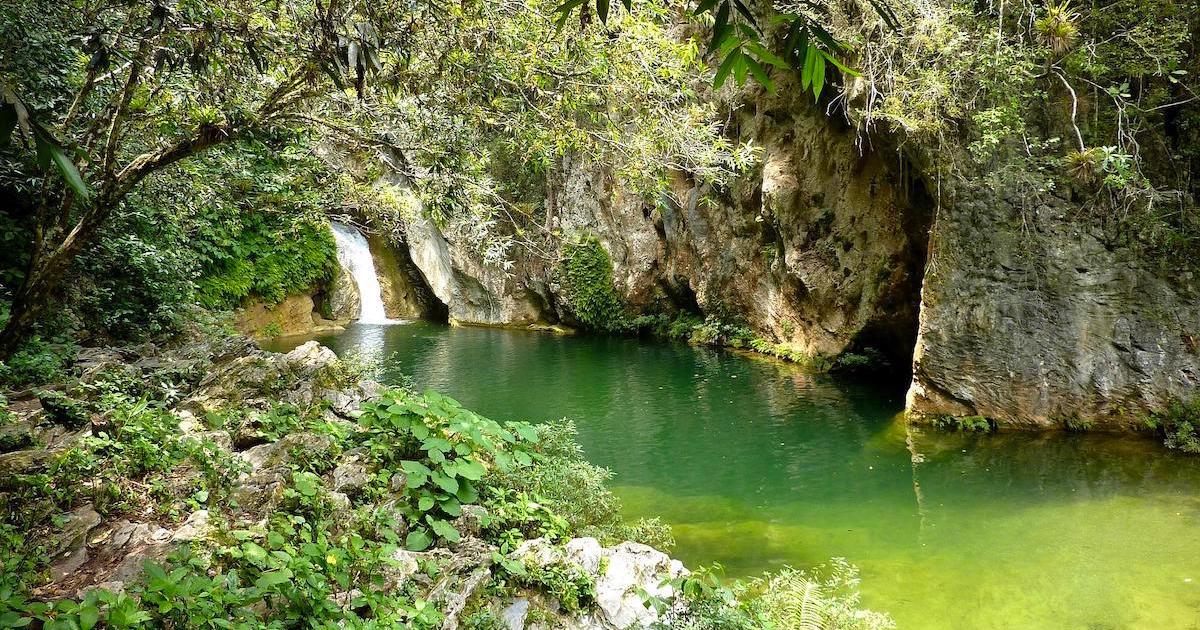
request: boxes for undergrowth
[633,313,837,371]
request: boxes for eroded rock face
[386,93,931,360]
[367,233,435,320]
[405,214,552,327]
[545,97,932,358]
[907,186,1200,429]
[234,292,346,339]
[328,264,361,320]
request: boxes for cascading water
[330,221,396,325]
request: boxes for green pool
[267,321,1200,629]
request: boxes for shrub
[488,420,673,549]
[1146,398,1200,454]
[751,560,895,630]
[75,231,198,341]
[0,335,77,388]
[653,560,894,630]
[930,415,995,433]
[352,388,541,551]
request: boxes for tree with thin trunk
[0,0,403,355]
[0,0,866,356]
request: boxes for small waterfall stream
[330,222,396,324]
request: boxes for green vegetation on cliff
[560,235,633,334]
[826,0,1199,268]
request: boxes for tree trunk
[0,277,51,358]
[0,201,110,359]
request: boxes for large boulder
[907,184,1200,429]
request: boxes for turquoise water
[268,322,1200,629]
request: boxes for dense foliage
[1146,397,1200,453]
[560,234,634,333]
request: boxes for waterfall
[330,221,396,325]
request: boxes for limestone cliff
[360,95,1198,432]
[907,183,1200,429]
[396,93,931,365]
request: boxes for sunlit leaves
[553,0,874,99]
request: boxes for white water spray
[330,222,396,325]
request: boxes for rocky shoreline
[0,334,778,629]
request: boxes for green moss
[560,235,631,333]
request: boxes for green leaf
[254,568,294,590]
[596,0,610,23]
[819,49,860,77]
[512,423,540,443]
[293,472,321,497]
[79,605,99,630]
[428,517,460,542]
[422,437,452,454]
[745,41,789,69]
[418,495,435,512]
[733,51,749,85]
[400,460,431,486]
[242,541,269,566]
[406,528,432,551]
[440,497,462,517]
[745,57,774,91]
[432,472,459,494]
[801,44,818,91]
[33,128,90,201]
[708,2,731,55]
[456,483,479,504]
[811,52,826,100]
[713,46,741,88]
[455,458,486,480]
[731,0,758,29]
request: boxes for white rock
[172,510,211,542]
[501,598,530,630]
[514,538,687,629]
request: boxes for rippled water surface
[268,322,1200,629]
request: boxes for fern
[754,559,895,630]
